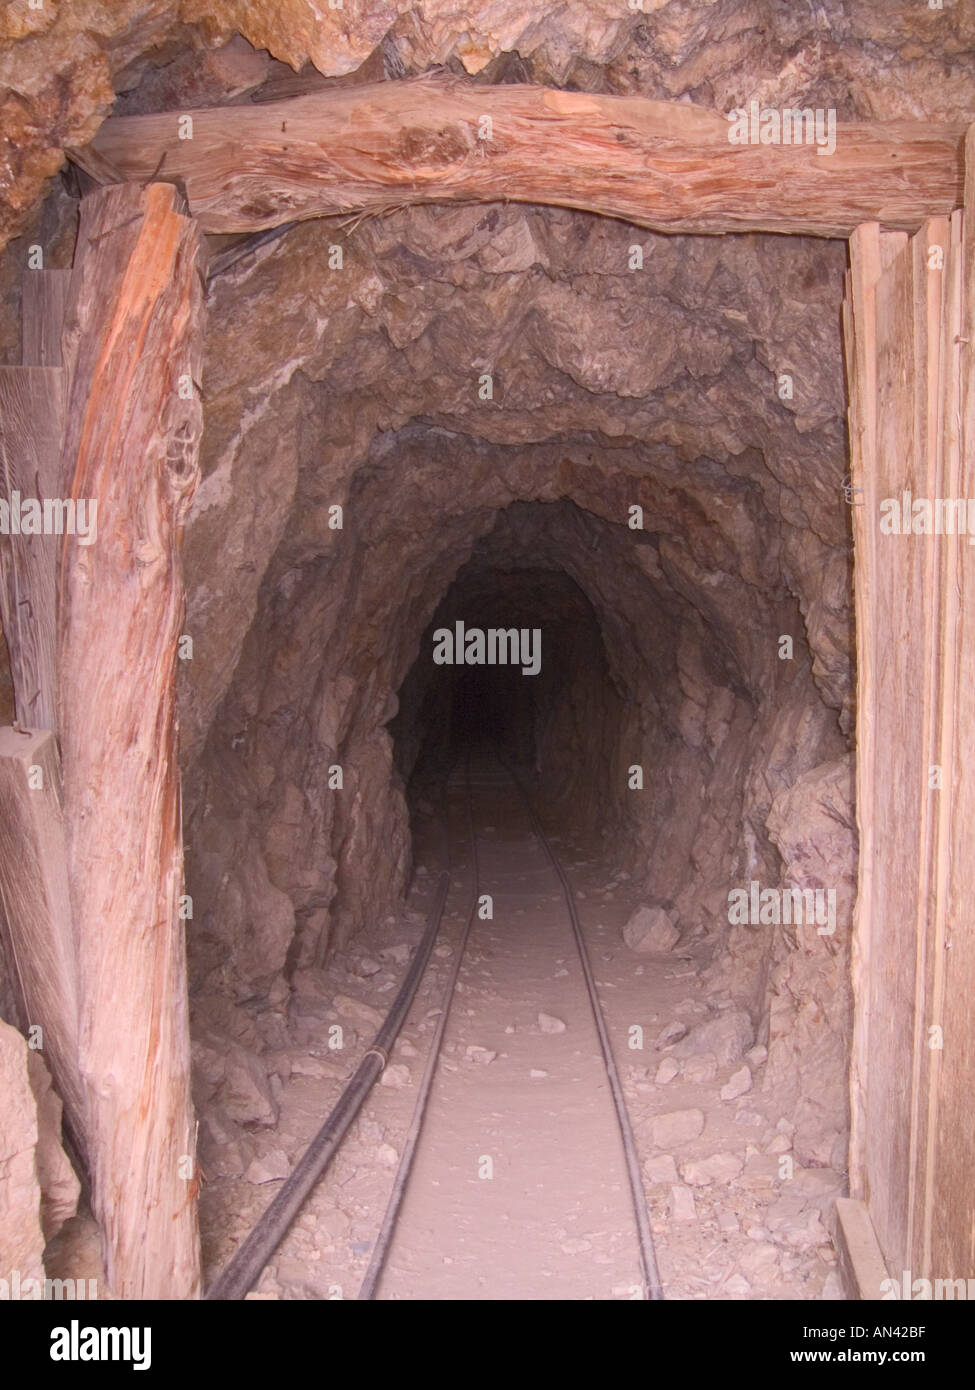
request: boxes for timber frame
[0,76,972,1297]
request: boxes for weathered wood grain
[0,366,65,731]
[81,75,965,238]
[56,181,205,1300]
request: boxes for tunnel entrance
[391,503,626,863]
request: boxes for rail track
[208,751,663,1301]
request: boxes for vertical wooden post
[844,125,975,1282]
[0,270,82,1154]
[56,182,205,1299]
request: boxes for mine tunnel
[0,3,973,1320]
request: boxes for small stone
[464,1046,497,1064]
[681,1152,743,1186]
[790,1167,845,1201]
[654,1057,680,1085]
[644,1153,679,1184]
[673,1009,754,1066]
[717,1210,740,1233]
[622,905,680,953]
[668,1185,697,1221]
[380,1063,412,1088]
[376,1143,399,1167]
[682,1051,717,1084]
[538,1012,566,1034]
[333,995,384,1028]
[355,957,382,977]
[380,944,411,965]
[746,1044,768,1066]
[246,1148,290,1184]
[654,1020,688,1049]
[720,1066,752,1101]
[529,1068,548,1079]
[650,1108,705,1148]
[738,1154,782,1189]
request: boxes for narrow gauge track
[208,752,663,1301]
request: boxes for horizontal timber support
[80,75,965,239]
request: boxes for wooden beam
[0,728,83,1155]
[83,76,965,238]
[21,269,72,369]
[56,181,205,1300]
[835,1198,891,1300]
[0,366,65,732]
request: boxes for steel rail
[205,867,451,1300]
[357,755,479,1299]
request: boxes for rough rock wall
[2,1,974,253]
[0,1019,80,1288]
[173,196,856,1175]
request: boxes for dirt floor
[185,757,847,1302]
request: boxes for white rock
[720,1065,752,1101]
[529,1068,548,1079]
[464,1046,497,1065]
[682,1051,717,1084]
[673,1009,754,1066]
[333,994,384,1028]
[376,1143,399,1167]
[644,1153,679,1184]
[668,1185,697,1221]
[681,1152,744,1186]
[537,1012,566,1034]
[380,1063,412,1088]
[622,905,680,953]
[655,1057,680,1085]
[650,1108,705,1148]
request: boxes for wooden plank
[0,366,65,731]
[21,269,72,367]
[0,727,83,1154]
[845,223,884,1209]
[56,181,204,1300]
[835,1198,891,1300]
[928,127,975,1281]
[905,216,954,1277]
[84,76,965,238]
[862,231,926,1271]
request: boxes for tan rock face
[0,1019,79,1285]
[1,1,973,253]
